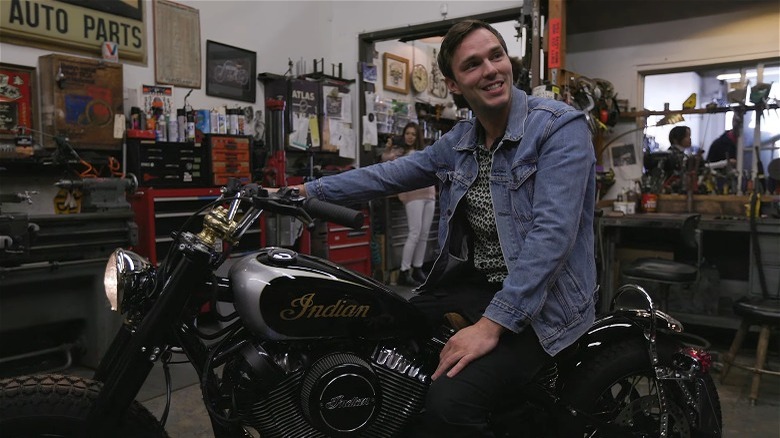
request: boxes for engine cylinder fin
[233,348,430,438]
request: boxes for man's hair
[437,19,508,81]
[669,126,690,145]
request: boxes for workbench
[598,212,780,328]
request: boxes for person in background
[666,125,692,175]
[381,122,436,287]
[706,112,741,170]
[294,19,595,436]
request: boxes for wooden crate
[656,194,749,216]
[39,54,123,150]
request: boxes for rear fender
[559,310,684,377]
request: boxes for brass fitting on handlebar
[197,205,239,247]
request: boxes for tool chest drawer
[327,220,370,248]
[311,209,371,276]
[206,134,252,186]
[127,139,207,187]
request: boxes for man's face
[444,28,512,115]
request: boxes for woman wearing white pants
[398,192,436,285]
[382,122,436,286]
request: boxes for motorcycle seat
[621,258,697,284]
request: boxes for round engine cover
[300,353,379,434]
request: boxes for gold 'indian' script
[280,293,370,320]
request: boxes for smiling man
[298,20,596,436]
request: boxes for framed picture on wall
[154,0,201,87]
[382,53,409,94]
[0,63,37,139]
[205,40,256,103]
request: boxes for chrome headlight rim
[104,248,155,313]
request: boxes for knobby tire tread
[0,373,169,437]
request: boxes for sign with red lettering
[0,0,147,64]
[548,18,562,69]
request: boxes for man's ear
[445,77,460,95]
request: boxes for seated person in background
[666,125,692,176]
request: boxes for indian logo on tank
[280,293,370,320]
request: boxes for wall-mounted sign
[0,0,147,64]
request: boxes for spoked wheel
[563,338,702,438]
[590,372,691,437]
[0,374,168,437]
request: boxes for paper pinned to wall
[327,118,356,159]
[609,143,643,181]
[290,114,310,149]
[341,125,356,159]
[364,91,375,114]
[323,85,352,121]
[363,113,378,147]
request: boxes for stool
[620,214,700,311]
[720,297,780,405]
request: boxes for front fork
[85,237,212,435]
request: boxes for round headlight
[104,250,120,310]
[104,249,154,313]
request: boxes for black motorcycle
[0,183,722,437]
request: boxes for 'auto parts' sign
[0,0,147,63]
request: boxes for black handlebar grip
[303,198,364,230]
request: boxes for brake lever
[252,188,315,229]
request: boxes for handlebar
[179,181,365,268]
[303,198,364,230]
[240,185,363,231]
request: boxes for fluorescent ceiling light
[717,67,780,81]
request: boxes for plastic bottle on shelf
[177,109,186,142]
[167,113,178,142]
[156,113,167,142]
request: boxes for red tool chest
[129,187,263,265]
[311,209,371,276]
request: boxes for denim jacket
[306,87,596,356]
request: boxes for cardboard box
[39,54,123,150]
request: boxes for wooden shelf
[621,102,779,119]
[256,71,355,84]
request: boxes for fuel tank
[230,248,429,341]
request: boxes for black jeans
[407,270,552,437]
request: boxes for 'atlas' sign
[0,0,147,63]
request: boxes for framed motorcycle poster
[205,40,257,103]
[0,63,37,139]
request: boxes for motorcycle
[0,182,722,437]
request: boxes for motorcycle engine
[225,341,431,437]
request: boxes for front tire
[0,373,168,437]
[563,337,721,437]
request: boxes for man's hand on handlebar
[264,185,307,196]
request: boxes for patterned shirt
[465,139,508,283]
